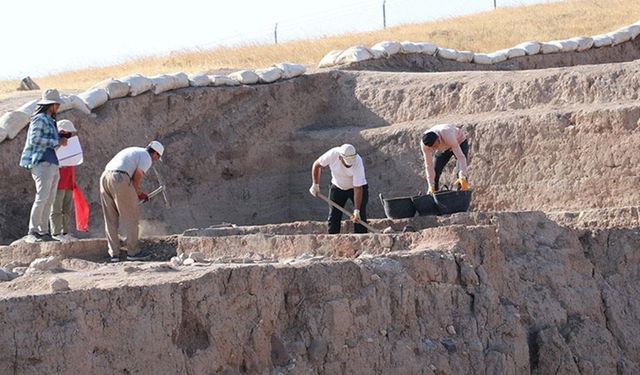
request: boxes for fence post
[274,23,278,44]
[383,0,387,29]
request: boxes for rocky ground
[1,36,640,374]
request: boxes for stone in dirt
[50,277,69,292]
[17,76,40,91]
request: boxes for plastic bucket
[432,190,472,215]
[379,193,416,219]
[412,194,438,216]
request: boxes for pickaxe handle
[316,192,379,234]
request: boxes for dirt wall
[1,212,638,374]
[2,58,640,244]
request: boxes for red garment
[58,166,76,190]
[73,186,90,232]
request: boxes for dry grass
[1,0,638,95]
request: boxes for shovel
[139,186,165,205]
[316,192,379,234]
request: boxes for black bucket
[432,189,472,215]
[379,193,416,219]
[412,194,439,216]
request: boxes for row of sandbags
[318,21,640,68]
[0,63,306,144]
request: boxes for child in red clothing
[50,120,81,241]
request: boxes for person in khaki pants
[100,141,164,261]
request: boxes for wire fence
[195,0,551,49]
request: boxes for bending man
[421,124,469,193]
[100,141,164,261]
[309,144,369,234]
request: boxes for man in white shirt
[100,141,164,261]
[309,144,369,234]
[421,124,469,193]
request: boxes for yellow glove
[427,185,437,194]
[454,177,469,191]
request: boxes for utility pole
[274,23,278,44]
[494,0,497,9]
[383,0,387,29]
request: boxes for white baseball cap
[338,144,357,166]
[57,119,77,133]
[148,140,164,160]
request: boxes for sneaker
[24,233,43,243]
[39,233,58,242]
[127,254,152,261]
[109,250,128,263]
[64,234,78,241]
[52,234,67,242]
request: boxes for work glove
[138,192,149,203]
[427,185,437,194]
[309,183,320,197]
[352,209,361,223]
[454,176,469,192]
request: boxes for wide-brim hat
[37,88,62,105]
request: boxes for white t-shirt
[317,147,367,190]
[104,147,152,177]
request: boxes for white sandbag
[592,34,613,48]
[274,63,305,79]
[60,95,91,115]
[608,29,631,46]
[551,39,579,52]
[415,42,438,55]
[400,41,420,54]
[78,88,108,110]
[488,51,508,64]
[335,46,374,65]
[505,47,526,59]
[540,42,561,54]
[371,41,402,57]
[121,74,153,96]
[92,79,129,99]
[150,75,176,94]
[256,67,283,83]
[628,24,640,39]
[436,48,460,61]
[514,41,541,55]
[455,50,474,63]
[17,99,38,115]
[569,37,594,52]
[208,75,240,87]
[370,49,385,59]
[229,70,260,85]
[0,127,7,143]
[188,73,211,87]
[318,49,342,68]
[473,53,493,65]
[169,72,189,89]
[0,111,30,139]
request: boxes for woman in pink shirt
[420,123,469,193]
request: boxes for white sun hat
[338,144,357,166]
[57,119,77,133]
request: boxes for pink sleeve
[450,142,468,177]
[423,146,436,185]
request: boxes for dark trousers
[433,139,469,190]
[328,184,369,234]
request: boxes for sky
[0,0,551,79]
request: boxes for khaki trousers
[100,171,139,257]
[29,162,60,235]
[50,189,73,235]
